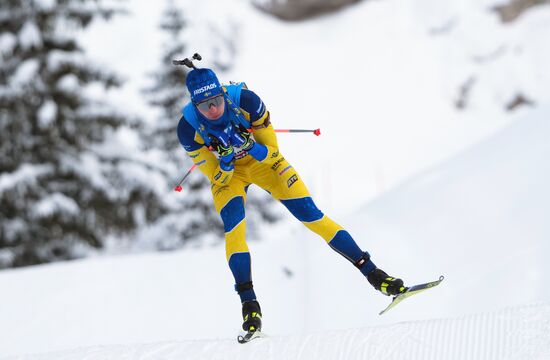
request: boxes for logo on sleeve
[279,165,292,176]
[271,157,286,171]
[287,174,298,188]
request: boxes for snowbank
[7,302,550,360]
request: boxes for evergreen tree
[0,0,169,268]
[142,0,279,250]
[140,0,222,250]
[143,0,187,155]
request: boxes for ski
[237,330,264,344]
[379,275,444,315]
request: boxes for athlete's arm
[239,89,280,165]
[177,116,234,186]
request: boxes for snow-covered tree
[143,0,188,155]
[0,0,169,268]
[141,0,279,251]
[140,0,223,250]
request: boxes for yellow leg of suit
[246,154,374,271]
[248,155,345,244]
[211,166,258,303]
[211,175,249,262]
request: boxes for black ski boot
[367,268,406,296]
[242,300,262,332]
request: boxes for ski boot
[367,268,406,296]
[242,300,262,332]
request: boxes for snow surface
[4,303,550,360]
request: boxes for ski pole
[243,128,321,136]
[174,164,198,192]
[274,128,321,136]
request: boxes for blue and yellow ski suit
[178,86,376,303]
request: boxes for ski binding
[237,330,264,344]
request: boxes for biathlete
[177,67,406,335]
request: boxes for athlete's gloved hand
[230,124,269,162]
[230,125,255,152]
[208,133,235,171]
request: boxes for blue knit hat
[186,68,223,104]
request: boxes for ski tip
[439,275,445,281]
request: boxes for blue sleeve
[239,89,267,122]
[177,116,203,152]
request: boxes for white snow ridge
[7,302,549,360]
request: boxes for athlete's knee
[223,197,248,260]
[280,197,324,222]
[220,196,245,232]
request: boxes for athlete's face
[196,94,225,120]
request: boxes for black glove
[208,133,234,171]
